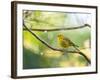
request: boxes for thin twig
[23,22,90,64]
[23,24,91,32]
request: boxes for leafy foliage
[23,10,91,69]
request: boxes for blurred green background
[23,10,91,69]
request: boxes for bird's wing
[65,37,79,47]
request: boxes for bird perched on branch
[57,34,78,48]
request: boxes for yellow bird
[57,34,78,48]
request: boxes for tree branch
[23,22,91,64]
[23,22,76,53]
[78,52,91,64]
[72,45,91,64]
[23,24,91,32]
